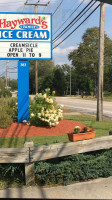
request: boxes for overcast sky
[0,0,112,79]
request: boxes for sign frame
[0,12,52,60]
[18,60,29,122]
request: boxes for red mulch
[0,120,86,138]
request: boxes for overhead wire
[42,0,51,12]
[53,0,97,44]
[53,3,101,49]
[8,67,17,70]
[53,0,85,36]
[45,0,52,13]
[0,71,6,77]
[52,0,64,16]
[8,71,17,73]
[53,0,94,42]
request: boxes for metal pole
[97,3,105,121]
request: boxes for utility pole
[25,1,49,94]
[70,67,71,96]
[97,2,105,121]
[6,60,9,89]
[35,5,38,94]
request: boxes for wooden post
[6,60,9,89]
[97,3,105,121]
[70,67,71,96]
[24,3,49,94]
[35,60,38,94]
[24,141,35,185]
[35,5,38,94]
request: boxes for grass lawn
[0,114,112,148]
[64,114,112,138]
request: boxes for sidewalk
[0,176,112,199]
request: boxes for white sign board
[0,12,52,60]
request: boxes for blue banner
[0,30,49,40]
[18,60,29,123]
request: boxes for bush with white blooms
[29,88,63,127]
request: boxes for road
[56,97,112,119]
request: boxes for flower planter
[68,130,96,142]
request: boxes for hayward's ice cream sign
[0,13,52,59]
[0,12,52,123]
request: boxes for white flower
[46,110,49,114]
[49,122,52,127]
[23,120,27,123]
[31,113,34,117]
[60,104,64,108]
[75,126,80,129]
[41,111,44,116]
[43,93,47,98]
[45,98,53,104]
[49,99,53,103]
[38,113,41,117]
[52,123,55,126]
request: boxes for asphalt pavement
[0,176,112,199]
[56,96,112,119]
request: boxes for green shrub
[0,98,17,128]
[0,149,112,187]
[35,149,112,186]
[29,88,63,127]
[74,126,80,134]
[0,107,12,128]
[83,127,88,133]
[0,164,24,185]
[104,91,112,97]
[0,89,12,98]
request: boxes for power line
[0,71,5,77]
[52,0,64,16]
[53,0,93,43]
[53,3,101,49]
[45,0,52,12]
[8,67,17,70]
[53,0,85,36]
[53,0,96,44]
[42,0,51,13]
[8,71,17,73]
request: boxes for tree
[68,27,112,95]
[9,79,17,91]
[104,64,112,92]
[0,77,5,90]
[52,65,66,96]
[29,60,55,94]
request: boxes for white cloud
[53,45,77,55]
[0,0,25,12]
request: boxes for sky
[0,0,112,80]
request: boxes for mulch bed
[0,120,86,138]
